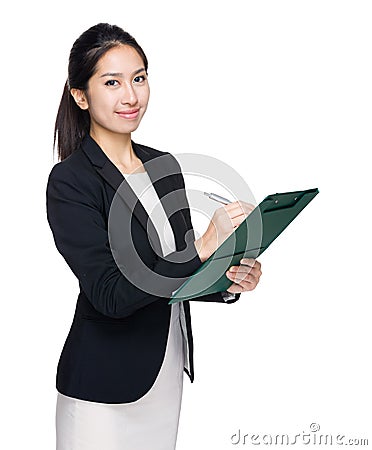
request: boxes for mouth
[115,109,140,120]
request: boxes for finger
[227,263,255,278]
[227,277,258,293]
[239,258,256,267]
[238,202,256,219]
[239,201,256,214]
[239,259,262,278]
[253,259,261,270]
[228,268,259,282]
[226,270,256,284]
[226,280,247,293]
[225,201,256,217]
[240,279,258,291]
[226,268,260,291]
[242,264,262,279]
[228,265,252,276]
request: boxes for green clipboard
[168,188,319,304]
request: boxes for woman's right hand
[194,200,256,263]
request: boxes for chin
[105,124,141,135]
[123,124,141,134]
[93,115,144,136]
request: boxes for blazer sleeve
[171,157,241,305]
[46,162,206,319]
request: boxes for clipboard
[168,188,319,304]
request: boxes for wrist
[194,232,213,263]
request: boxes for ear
[70,88,89,110]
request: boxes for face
[71,45,150,137]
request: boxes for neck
[90,127,137,167]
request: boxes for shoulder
[47,141,104,190]
[134,141,184,190]
[46,148,102,207]
[47,147,92,180]
[133,141,167,157]
[133,141,182,172]
[133,141,176,163]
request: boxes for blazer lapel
[81,134,189,255]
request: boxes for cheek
[139,87,150,106]
[88,95,114,122]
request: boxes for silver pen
[204,192,232,204]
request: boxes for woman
[47,22,262,450]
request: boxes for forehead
[95,45,144,75]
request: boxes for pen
[204,192,232,204]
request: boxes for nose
[120,81,138,105]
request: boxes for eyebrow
[99,67,146,78]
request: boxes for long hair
[54,23,148,161]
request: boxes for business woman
[46,23,262,450]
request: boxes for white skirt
[56,302,185,450]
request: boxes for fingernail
[241,258,254,264]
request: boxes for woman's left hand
[225,258,262,293]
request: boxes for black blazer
[46,134,240,404]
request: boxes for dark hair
[53,23,148,161]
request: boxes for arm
[46,163,206,319]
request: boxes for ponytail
[53,81,90,161]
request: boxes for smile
[115,109,140,120]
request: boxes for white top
[123,171,176,257]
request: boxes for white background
[1,0,371,448]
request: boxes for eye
[105,79,119,87]
[133,75,146,84]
